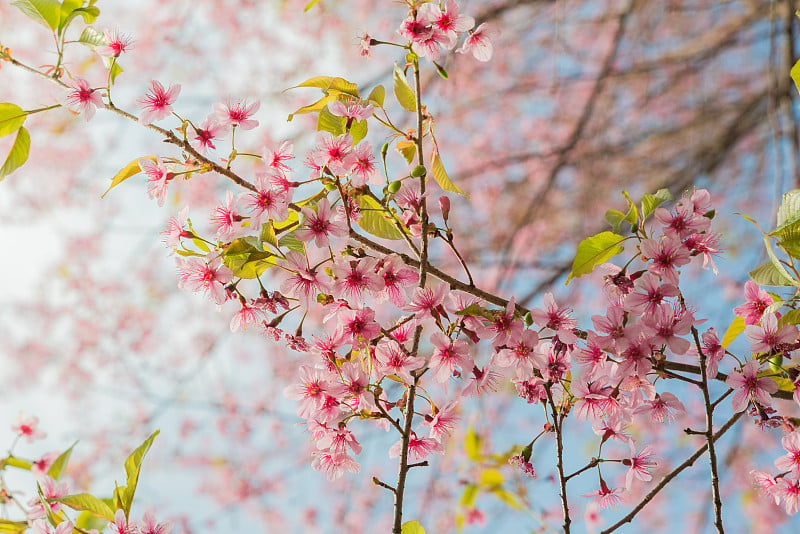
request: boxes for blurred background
[1,0,799,532]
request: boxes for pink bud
[439,196,450,221]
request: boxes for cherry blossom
[96,28,134,58]
[11,412,45,442]
[744,312,798,354]
[138,80,180,125]
[213,98,260,130]
[61,78,103,121]
[726,360,778,412]
[457,23,498,62]
[775,432,800,478]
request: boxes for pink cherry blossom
[176,253,233,305]
[295,198,349,248]
[734,281,773,325]
[309,131,354,176]
[624,441,658,489]
[639,236,691,286]
[190,118,225,155]
[775,432,800,478]
[494,329,540,377]
[61,78,103,121]
[776,478,800,514]
[140,511,172,534]
[422,402,460,441]
[374,339,421,383]
[530,292,578,344]
[582,482,623,511]
[213,98,260,130]
[12,412,45,442]
[429,332,472,383]
[389,433,443,461]
[311,450,360,481]
[96,29,134,58]
[138,80,180,125]
[457,23,499,62]
[332,257,384,305]
[110,509,138,534]
[162,206,190,248]
[726,359,778,412]
[329,99,374,121]
[376,254,418,306]
[210,190,246,242]
[634,392,686,423]
[243,174,290,228]
[283,366,330,419]
[138,157,171,207]
[744,312,798,353]
[260,140,294,177]
[27,476,68,519]
[404,282,449,322]
[337,307,381,342]
[279,251,331,304]
[31,520,74,534]
[346,142,379,186]
[428,0,474,49]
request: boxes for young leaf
[47,442,77,480]
[0,103,27,137]
[776,189,800,228]
[395,140,416,164]
[431,152,469,198]
[464,427,481,461]
[459,484,478,508]
[317,105,345,136]
[349,119,368,145]
[478,468,504,488]
[289,76,359,97]
[357,195,405,240]
[303,0,322,11]
[0,520,27,534]
[0,127,31,180]
[393,64,417,112]
[101,157,154,198]
[288,94,336,121]
[56,493,115,522]
[260,221,278,249]
[57,0,81,34]
[401,521,426,534]
[749,260,798,287]
[121,430,160,515]
[792,58,800,96]
[641,188,673,220]
[108,60,123,84]
[778,308,800,328]
[720,315,745,348]
[11,0,61,30]
[566,231,626,284]
[78,26,106,47]
[367,85,385,107]
[605,208,627,233]
[764,236,800,288]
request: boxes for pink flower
[190,118,225,155]
[96,29,134,58]
[329,99,374,122]
[775,432,800,478]
[337,307,381,342]
[688,327,725,378]
[751,470,780,505]
[429,332,472,383]
[330,361,374,411]
[744,313,798,353]
[530,292,578,344]
[634,392,685,423]
[404,282,449,322]
[210,190,245,242]
[284,365,330,419]
[162,206,190,248]
[309,131,354,176]
[734,281,773,325]
[139,157,171,207]
[311,450,360,481]
[347,142,379,186]
[229,303,264,332]
[261,140,294,177]
[28,476,68,519]
[332,257,384,305]
[110,509,138,534]
[776,478,800,514]
[12,412,45,442]
[374,339,421,384]
[62,78,103,121]
[213,98,260,130]
[624,441,658,489]
[494,329,539,377]
[582,482,623,511]
[376,254,418,307]
[623,272,679,316]
[243,175,290,228]
[316,425,362,456]
[140,511,172,534]
[422,402,460,441]
[427,0,474,49]
[295,198,349,248]
[279,251,331,304]
[138,80,180,125]
[457,23,499,62]
[639,236,690,286]
[31,520,74,534]
[176,253,233,305]
[31,451,59,477]
[726,359,778,412]
[389,433,443,461]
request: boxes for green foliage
[367,85,385,107]
[56,493,116,522]
[118,429,160,517]
[101,157,154,198]
[763,236,800,288]
[566,231,626,284]
[720,316,744,348]
[47,442,77,480]
[357,195,406,240]
[749,260,797,287]
[393,64,416,112]
[78,26,105,46]
[464,427,481,461]
[0,127,30,180]
[431,152,468,198]
[0,520,27,534]
[223,238,276,279]
[792,58,800,96]
[641,188,673,220]
[0,103,27,137]
[12,0,61,31]
[395,140,416,164]
[58,0,99,37]
[287,76,359,121]
[401,520,426,534]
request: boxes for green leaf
[777,189,800,227]
[0,127,31,180]
[290,76,359,97]
[395,140,416,164]
[349,119,368,145]
[0,520,27,533]
[401,520,426,534]
[101,156,154,198]
[778,308,800,328]
[0,103,27,137]
[464,427,481,461]
[56,493,115,521]
[222,237,276,278]
[459,484,478,508]
[57,0,82,35]
[433,61,448,79]
[121,430,159,515]
[78,26,105,47]
[317,105,345,136]
[260,221,278,248]
[357,195,405,240]
[11,0,61,30]
[367,85,385,107]
[288,94,336,121]
[74,510,109,531]
[720,316,744,348]
[792,58,800,96]
[108,60,123,84]
[605,208,627,233]
[641,188,673,220]
[303,0,322,11]
[478,468,504,488]
[749,260,798,287]
[393,64,417,112]
[47,442,77,480]
[566,231,626,284]
[278,233,305,253]
[764,236,800,288]
[431,152,468,198]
